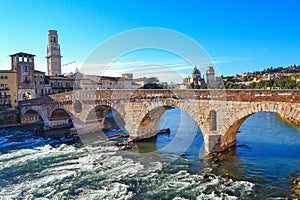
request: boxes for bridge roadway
[19,89,300,153]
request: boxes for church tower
[206,66,215,85]
[46,30,62,76]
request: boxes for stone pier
[19,89,300,154]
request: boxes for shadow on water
[210,112,300,199]
[0,124,80,154]
[127,108,206,171]
[120,110,300,199]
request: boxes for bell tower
[46,30,62,76]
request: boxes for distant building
[73,73,140,90]
[47,76,74,94]
[122,73,133,80]
[206,66,215,85]
[46,30,62,76]
[10,52,36,101]
[34,70,48,97]
[0,30,146,112]
[189,66,206,88]
[133,77,147,87]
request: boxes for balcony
[0,87,9,90]
[0,95,11,98]
[0,103,12,110]
[51,86,73,89]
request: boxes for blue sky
[0,0,300,80]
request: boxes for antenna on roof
[62,61,76,73]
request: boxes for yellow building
[0,70,18,110]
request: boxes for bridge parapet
[19,89,300,154]
[45,89,300,103]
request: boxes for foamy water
[0,132,254,199]
[1,110,300,199]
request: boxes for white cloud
[212,56,254,64]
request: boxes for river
[0,109,300,199]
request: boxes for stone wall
[19,89,300,153]
[0,110,19,125]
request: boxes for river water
[0,109,300,199]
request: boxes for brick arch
[48,104,74,121]
[22,109,45,122]
[221,102,300,149]
[137,99,204,134]
[83,102,125,122]
[49,109,72,121]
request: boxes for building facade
[206,66,215,85]
[48,76,74,94]
[0,70,18,110]
[10,52,36,101]
[34,70,49,97]
[189,66,206,88]
[46,30,62,76]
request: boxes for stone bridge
[19,89,300,153]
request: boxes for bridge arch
[22,109,44,124]
[85,104,127,132]
[46,107,74,129]
[221,102,300,149]
[131,99,205,140]
[49,109,72,121]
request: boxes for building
[0,30,142,112]
[122,73,133,80]
[78,78,101,90]
[206,66,215,85]
[0,70,18,110]
[190,66,206,88]
[46,30,62,76]
[10,52,36,101]
[133,77,147,87]
[34,70,48,97]
[48,76,74,94]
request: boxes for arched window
[22,92,32,100]
[209,110,217,131]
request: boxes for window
[0,76,3,79]
[209,110,217,131]
[24,76,30,83]
[4,76,7,79]
[24,66,28,72]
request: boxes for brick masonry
[19,89,300,153]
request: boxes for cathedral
[189,66,215,89]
